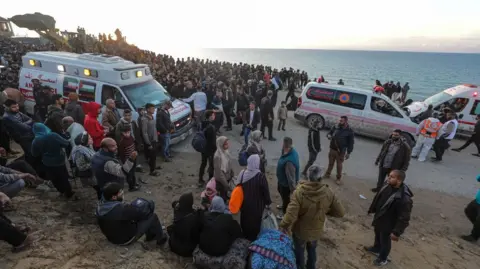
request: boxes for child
[200,178,217,210]
[277,101,287,131]
[118,125,141,192]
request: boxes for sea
[175,49,480,101]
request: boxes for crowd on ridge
[0,29,479,269]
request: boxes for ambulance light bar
[57,65,65,72]
[29,59,42,67]
[84,68,98,78]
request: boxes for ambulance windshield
[424,91,452,106]
[122,79,171,108]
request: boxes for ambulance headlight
[121,72,130,80]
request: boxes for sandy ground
[1,90,480,268]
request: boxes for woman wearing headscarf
[213,136,234,201]
[31,123,75,199]
[246,130,267,173]
[168,192,203,257]
[70,132,100,199]
[237,154,272,241]
[198,196,242,256]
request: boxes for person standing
[84,102,105,151]
[237,154,272,241]
[260,90,276,141]
[372,130,411,192]
[432,112,458,162]
[276,137,300,219]
[417,104,434,122]
[236,87,250,136]
[222,89,234,131]
[243,101,260,145]
[246,130,267,173]
[325,116,354,185]
[365,170,413,267]
[452,114,480,156]
[401,82,410,103]
[156,101,174,162]
[302,118,321,176]
[45,94,66,131]
[64,93,85,125]
[411,113,442,162]
[118,125,141,192]
[199,110,217,184]
[182,82,207,128]
[277,101,287,131]
[63,116,85,149]
[461,174,480,242]
[213,136,234,201]
[141,103,160,176]
[279,165,345,269]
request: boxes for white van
[19,51,193,144]
[405,84,479,137]
[294,82,418,146]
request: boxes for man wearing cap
[279,165,345,269]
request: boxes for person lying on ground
[96,182,167,247]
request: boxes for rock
[440,213,446,219]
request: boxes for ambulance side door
[99,83,131,122]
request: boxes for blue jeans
[243,126,251,145]
[161,133,171,158]
[0,179,25,199]
[293,236,317,269]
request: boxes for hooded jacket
[84,102,105,148]
[279,180,345,241]
[368,183,413,236]
[31,123,70,167]
[65,100,85,125]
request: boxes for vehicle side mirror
[115,99,129,110]
[459,114,464,119]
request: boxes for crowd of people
[0,28,479,269]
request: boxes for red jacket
[84,102,105,148]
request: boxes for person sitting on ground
[0,191,36,252]
[237,154,272,241]
[0,163,36,200]
[70,132,100,200]
[279,165,345,269]
[91,138,136,191]
[96,182,167,246]
[200,178,217,210]
[198,196,242,257]
[0,147,40,180]
[31,122,76,199]
[63,116,85,149]
[168,192,203,257]
[213,136,235,201]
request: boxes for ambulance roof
[22,51,153,86]
[444,84,478,96]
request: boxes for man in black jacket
[302,118,321,176]
[453,114,480,156]
[199,110,217,184]
[236,87,250,136]
[96,182,167,247]
[365,170,413,267]
[243,101,260,145]
[325,116,354,185]
[156,101,174,162]
[260,90,276,141]
[372,129,411,192]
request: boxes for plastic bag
[261,209,278,231]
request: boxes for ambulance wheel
[306,114,325,129]
[400,132,415,148]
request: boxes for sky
[3,0,480,53]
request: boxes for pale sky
[3,0,480,53]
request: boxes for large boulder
[10,12,56,32]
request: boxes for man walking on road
[365,170,413,267]
[325,116,354,185]
[372,129,411,192]
[452,114,480,156]
[276,137,300,220]
[432,112,458,162]
[302,118,321,176]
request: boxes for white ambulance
[405,84,480,136]
[19,51,193,144]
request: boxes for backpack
[191,126,207,153]
[229,172,245,214]
[238,144,249,166]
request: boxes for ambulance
[19,51,194,144]
[405,84,480,137]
